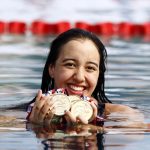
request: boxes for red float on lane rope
[0,21,6,34]
[75,21,91,31]
[7,21,27,35]
[92,22,116,37]
[52,21,71,35]
[30,20,53,36]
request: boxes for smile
[69,85,85,91]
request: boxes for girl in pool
[27,28,142,126]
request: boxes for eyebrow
[88,61,99,67]
[62,58,99,67]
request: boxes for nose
[73,67,85,82]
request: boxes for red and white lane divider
[0,20,149,41]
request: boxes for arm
[104,103,145,128]
[105,103,138,114]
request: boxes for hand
[88,97,98,122]
[28,90,56,124]
[64,97,98,125]
[64,110,88,125]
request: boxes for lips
[67,84,85,95]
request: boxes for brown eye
[86,66,97,72]
[65,63,76,68]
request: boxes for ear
[48,64,55,78]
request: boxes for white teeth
[70,85,83,91]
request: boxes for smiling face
[49,39,100,97]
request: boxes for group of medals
[45,88,93,122]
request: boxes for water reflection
[0,109,150,150]
[26,122,150,150]
[41,134,103,150]
[27,123,104,150]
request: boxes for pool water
[0,37,150,150]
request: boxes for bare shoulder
[103,103,145,128]
[105,103,139,115]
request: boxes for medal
[51,94,71,116]
[43,89,93,122]
[70,100,93,121]
[68,95,81,105]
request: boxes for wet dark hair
[41,28,111,103]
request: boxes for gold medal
[68,95,81,105]
[70,100,93,121]
[46,90,93,122]
[51,94,71,116]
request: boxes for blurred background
[0,0,150,23]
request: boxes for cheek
[88,73,99,89]
[53,71,71,87]
[91,77,98,88]
[85,74,98,96]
